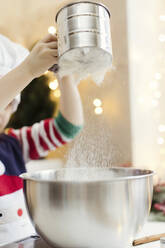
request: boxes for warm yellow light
[159,34,165,42]
[48,26,57,34]
[150,81,159,90]
[95,107,103,115]
[49,79,58,90]
[54,89,61,98]
[155,73,162,80]
[158,125,165,132]
[93,99,102,107]
[157,137,165,145]
[44,70,49,75]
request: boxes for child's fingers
[47,49,58,57]
[47,41,58,49]
[41,34,57,43]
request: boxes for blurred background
[1,1,165,218]
[0,0,132,168]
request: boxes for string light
[93,99,102,107]
[49,79,58,90]
[48,26,57,35]
[159,34,165,42]
[158,125,165,132]
[157,137,165,145]
[160,15,165,21]
[53,89,61,98]
[95,107,103,115]
[155,73,162,80]
[44,70,49,75]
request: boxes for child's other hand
[24,34,58,78]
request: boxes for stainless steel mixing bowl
[20,167,154,248]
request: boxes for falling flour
[58,47,112,85]
[56,41,123,181]
[64,102,123,181]
[54,167,118,181]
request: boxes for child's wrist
[59,74,78,85]
[22,58,36,80]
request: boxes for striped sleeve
[6,112,82,162]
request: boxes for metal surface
[161,238,165,248]
[56,1,112,57]
[21,167,154,248]
[55,1,111,21]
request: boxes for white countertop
[134,221,165,248]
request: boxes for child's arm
[0,62,33,111]
[7,113,83,162]
[58,75,84,126]
[0,34,58,111]
[7,75,84,162]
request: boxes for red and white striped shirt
[0,112,82,246]
[6,115,79,162]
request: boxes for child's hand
[24,34,58,78]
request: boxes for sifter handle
[48,64,59,73]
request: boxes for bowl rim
[20,167,155,184]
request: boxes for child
[0,34,84,246]
[0,33,58,111]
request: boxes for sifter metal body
[55,1,112,59]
